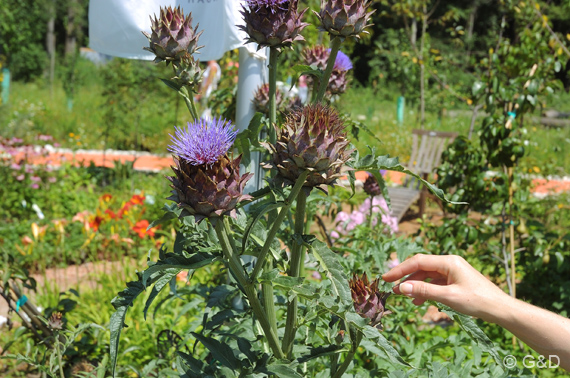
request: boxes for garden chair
[387,129,458,222]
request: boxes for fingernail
[399,282,413,296]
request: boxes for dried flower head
[48,312,64,331]
[315,0,375,40]
[167,118,252,223]
[349,273,391,330]
[363,173,382,197]
[142,6,203,64]
[253,83,283,114]
[240,0,309,49]
[264,103,353,192]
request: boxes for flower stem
[182,91,200,121]
[282,188,307,357]
[251,170,309,280]
[215,220,285,359]
[55,332,65,378]
[268,47,279,144]
[331,327,363,378]
[262,260,278,335]
[314,37,342,103]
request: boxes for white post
[236,46,268,194]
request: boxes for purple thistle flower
[168,117,238,166]
[328,49,353,71]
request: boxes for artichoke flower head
[349,273,391,330]
[167,118,252,224]
[264,103,353,193]
[239,0,309,50]
[142,5,203,64]
[253,83,283,114]
[363,173,382,197]
[315,0,375,40]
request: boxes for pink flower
[387,258,400,269]
[48,177,56,183]
[30,184,39,189]
[16,174,25,181]
[10,163,21,170]
[30,176,41,182]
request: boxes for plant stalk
[215,220,284,359]
[332,327,363,378]
[314,37,342,103]
[268,47,279,144]
[251,170,309,280]
[55,332,65,378]
[182,92,199,122]
[282,188,307,357]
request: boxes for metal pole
[236,46,268,194]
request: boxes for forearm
[485,295,570,370]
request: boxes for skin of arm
[382,254,570,370]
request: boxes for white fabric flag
[88,0,252,61]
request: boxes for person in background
[195,60,221,119]
[382,254,570,370]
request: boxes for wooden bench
[387,129,458,222]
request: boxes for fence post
[397,96,405,125]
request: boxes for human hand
[382,254,510,322]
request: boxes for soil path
[12,146,570,196]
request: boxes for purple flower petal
[168,117,238,166]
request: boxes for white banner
[88,0,251,61]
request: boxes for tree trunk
[419,6,427,129]
[411,17,417,47]
[466,1,479,58]
[65,0,77,56]
[46,0,56,89]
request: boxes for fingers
[382,254,459,282]
[395,280,449,303]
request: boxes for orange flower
[116,202,133,218]
[132,219,155,239]
[89,215,104,232]
[129,194,145,205]
[100,193,113,202]
[105,209,117,219]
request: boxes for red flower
[105,209,117,219]
[132,220,155,239]
[89,216,104,232]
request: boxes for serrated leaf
[436,303,505,369]
[311,240,352,306]
[143,269,180,320]
[148,203,182,229]
[266,362,304,378]
[161,78,182,91]
[142,252,217,287]
[349,152,465,205]
[347,312,411,367]
[191,332,241,370]
[110,274,146,377]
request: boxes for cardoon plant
[167,118,252,223]
[108,3,482,377]
[143,6,204,120]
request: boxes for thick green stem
[331,328,363,378]
[282,189,307,357]
[55,332,65,378]
[182,92,199,122]
[262,260,278,335]
[251,170,310,280]
[314,37,342,103]
[215,221,284,359]
[268,47,279,144]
